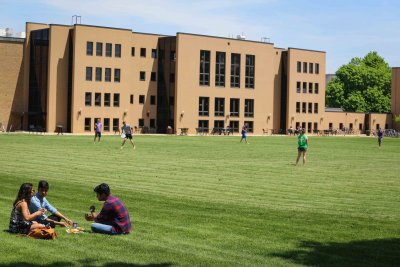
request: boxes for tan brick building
[0,22,398,134]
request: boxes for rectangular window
[214,120,224,129]
[170,51,176,61]
[199,97,209,116]
[104,118,110,131]
[303,82,307,93]
[349,123,353,130]
[296,102,300,113]
[296,122,300,129]
[150,119,156,128]
[106,43,112,57]
[198,120,209,132]
[229,121,239,133]
[297,61,301,73]
[307,122,312,133]
[130,94,134,104]
[139,118,144,127]
[315,63,320,74]
[308,102,312,113]
[96,42,102,56]
[151,49,157,58]
[215,52,225,86]
[230,53,241,88]
[113,93,120,107]
[314,103,318,114]
[86,67,92,81]
[86,42,93,56]
[85,118,91,131]
[302,102,306,113]
[170,73,175,83]
[151,72,156,81]
[95,67,102,81]
[339,123,344,130]
[105,68,111,82]
[131,47,135,56]
[214,98,225,117]
[115,44,121,57]
[140,71,146,81]
[85,92,92,106]
[139,95,145,104]
[329,122,333,129]
[314,122,318,132]
[302,122,306,131]
[244,99,254,117]
[244,121,253,133]
[113,118,119,132]
[359,123,363,130]
[309,82,313,94]
[104,93,110,107]
[114,69,120,82]
[296,81,301,93]
[315,83,319,94]
[230,98,240,117]
[140,48,146,57]
[303,62,307,73]
[150,95,156,105]
[95,93,101,106]
[245,55,255,89]
[309,63,314,74]
[199,50,210,86]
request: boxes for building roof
[0,36,24,43]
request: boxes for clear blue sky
[1,0,399,73]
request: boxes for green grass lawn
[0,134,399,267]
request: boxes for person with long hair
[9,183,47,234]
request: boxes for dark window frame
[245,55,255,89]
[199,97,209,116]
[230,53,241,88]
[199,50,210,86]
[215,51,225,87]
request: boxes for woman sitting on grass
[9,183,47,234]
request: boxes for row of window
[198,120,254,133]
[85,92,161,106]
[296,82,319,94]
[85,67,175,83]
[86,67,121,82]
[296,102,319,114]
[295,122,320,133]
[200,51,255,88]
[84,117,156,131]
[199,97,254,117]
[87,42,122,57]
[86,41,177,60]
[296,61,320,74]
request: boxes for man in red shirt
[85,183,131,234]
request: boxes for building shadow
[271,238,400,267]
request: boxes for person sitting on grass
[29,180,73,228]
[85,183,131,235]
[9,183,48,234]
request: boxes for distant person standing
[377,128,383,147]
[296,128,308,165]
[240,123,249,144]
[121,121,135,150]
[94,119,102,144]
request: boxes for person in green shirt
[296,128,308,165]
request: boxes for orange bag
[28,228,57,240]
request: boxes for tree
[326,52,391,113]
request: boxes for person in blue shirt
[29,180,73,228]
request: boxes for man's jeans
[91,223,114,234]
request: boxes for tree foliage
[326,52,391,112]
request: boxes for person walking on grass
[121,121,135,150]
[9,183,48,234]
[85,183,131,235]
[296,128,308,165]
[377,128,383,147]
[240,123,249,144]
[29,180,73,228]
[94,118,102,144]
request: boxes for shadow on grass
[272,238,400,267]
